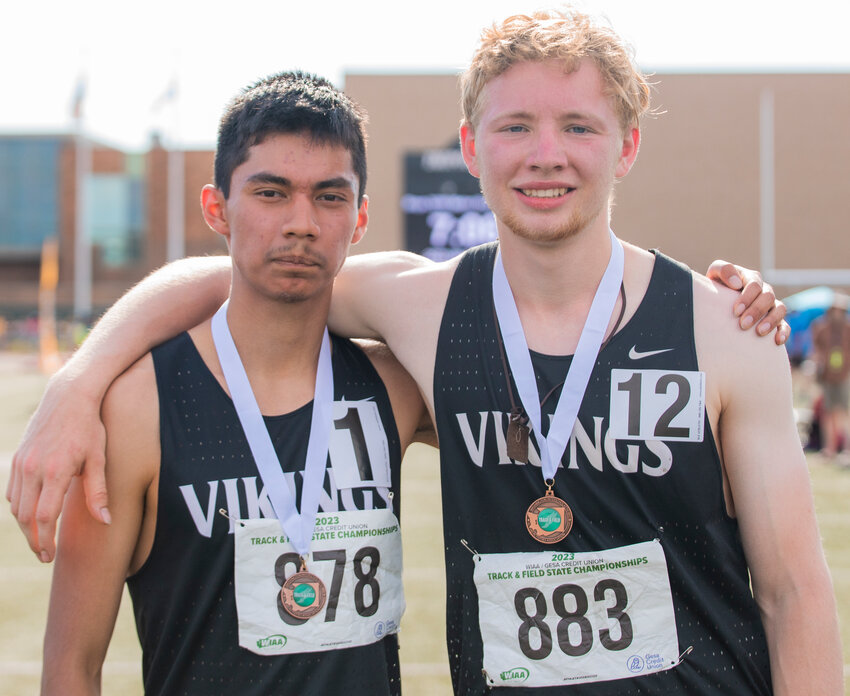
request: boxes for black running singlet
[433,243,772,695]
[128,333,403,695]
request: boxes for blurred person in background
[811,295,850,458]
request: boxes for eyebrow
[492,110,535,122]
[245,172,357,192]
[245,172,290,187]
[315,176,358,192]
[494,110,605,126]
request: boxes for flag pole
[72,76,92,321]
[162,77,185,261]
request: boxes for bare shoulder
[692,270,792,412]
[104,353,156,417]
[102,353,159,483]
[621,243,655,302]
[692,271,779,352]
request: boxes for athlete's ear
[201,185,230,241]
[615,127,640,178]
[351,195,368,246]
[460,122,480,179]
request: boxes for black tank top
[128,332,403,695]
[433,243,771,695]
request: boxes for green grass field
[1,351,848,694]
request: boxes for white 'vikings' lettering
[178,469,391,536]
[179,481,219,538]
[642,440,673,476]
[457,411,489,467]
[222,478,242,533]
[241,475,275,520]
[454,410,673,476]
[318,469,341,514]
[568,416,605,471]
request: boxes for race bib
[329,399,391,489]
[609,369,705,442]
[234,508,404,655]
[474,540,679,688]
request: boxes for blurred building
[0,134,221,318]
[1,70,848,319]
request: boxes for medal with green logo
[280,564,329,620]
[525,481,573,544]
[213,301,331,619]
[493,231,624,544]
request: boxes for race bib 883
[474,540,679,688]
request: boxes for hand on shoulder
[704,259,788,344]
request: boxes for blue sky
[4,0,848,150]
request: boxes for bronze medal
[280,570,327,620]
[526,488,573,544]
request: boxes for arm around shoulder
[330,251,435,339]
[62,254,231,402]
[331,251,456,411]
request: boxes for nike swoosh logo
[628,345,675,360]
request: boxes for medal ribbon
[492,230,624,481]
[211,301,333,558]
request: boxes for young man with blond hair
[356,9,835,693]
[9,8,823,696]
[420,9,836,693]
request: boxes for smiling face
[460,59,639,245]
[202,131,367,305]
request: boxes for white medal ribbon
[211,300,333,558]
[492,230,624,480]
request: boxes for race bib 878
[234,509,404,656]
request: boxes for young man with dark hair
[40,71,425,696]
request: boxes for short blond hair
[461,7,651,132]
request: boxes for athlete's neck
[230,286,328,364]
[203,288,331,415]
[498,222,612,308]
[497,224,615,355]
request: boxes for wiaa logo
[500,667,529,682]
[257,634,287,650]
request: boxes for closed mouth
[271,255,319,267]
